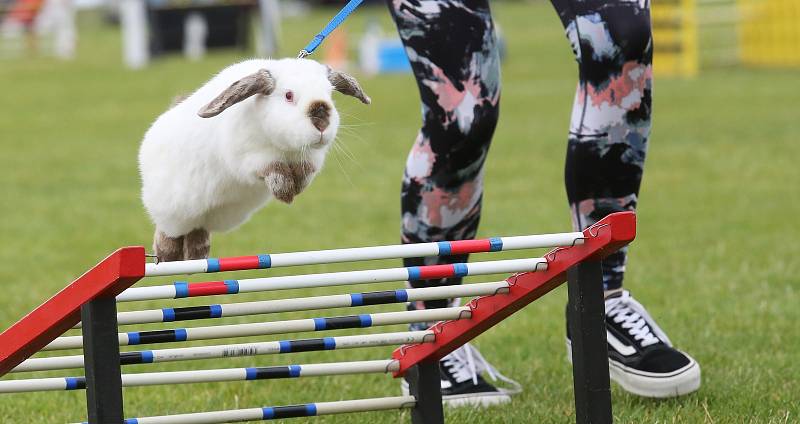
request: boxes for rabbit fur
[139,58,370,262]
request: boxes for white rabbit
[138,58,370,262]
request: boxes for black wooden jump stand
[567,260,613,424]
[406,361,445,424]
[81,296,125,423]
[406,259,611,424]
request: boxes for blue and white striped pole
[121,258,546,302]
[77,281,508,327]
[143,233,581,277]
[74,396,416,424]
[48,308,468,351]
[0,359,398,393]
[12,331,434,373]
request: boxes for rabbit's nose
[311,116,329,132]
[308,101,331,133]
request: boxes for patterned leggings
[387,0,653,313]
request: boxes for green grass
[1,2,799,423]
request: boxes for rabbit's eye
[285,91,294,102]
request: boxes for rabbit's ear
[328,68,371,105]
[198,69,276,118]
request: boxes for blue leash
[298,0,366,58]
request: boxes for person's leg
[388,0,500,311]
[388,0,516,406]
[550,0,652,291]
[551,0,701,397]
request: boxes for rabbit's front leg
[154,230,184,262]
[289,161,317,194]
[184,228,211,260]
[261,162,296,203]
[260,161,317,204]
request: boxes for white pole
[314,396,416,414]
[12,331,434,373]
[122,258,546,302]
[48,307,468,351]
[120,0,148,69]
[182,12,207,61]
[0,377,72,393]
[144,233,582,277]
[78,281,508,327]
[52,0,75,60]
[0,359,399,393]
[256,0,280,56]
[69,396,416,424]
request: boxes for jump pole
[78,281,510,327]
[144,233,583,277]
[46,307,470,351]
[118,258,547,302]
[0,359,400,393]
[12,331,436,373]
[68,396,417,424]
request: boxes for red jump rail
[392,211,636,376]
[0,247,145,376]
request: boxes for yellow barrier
[738,0,800,67]
[652,0,699,77]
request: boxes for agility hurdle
[0,212,635,424]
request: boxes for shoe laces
[605,290,672,348]
[441,343,522,395]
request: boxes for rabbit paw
[267,173,296,203]
[260,161,309,203]
[261,161,317,204]
[265,167,297,204]
[290,161,317,192]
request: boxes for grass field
[1,2,798,423]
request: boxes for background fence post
[82,296,124,423]
[567,260,612,424]
[407,361,444,424]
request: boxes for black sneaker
[566,290,701,398]
[401,343,521,407]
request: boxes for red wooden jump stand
[397,211,635,424]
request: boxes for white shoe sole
[566,339,701,398]
[401,381,511,408]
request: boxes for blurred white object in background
[256,0,279,57]
[120,0,147,68]
[183,11,207,61]
[1,0,75,59]
[119,0,279,69]
[34,0,76,59]
[0,19,25,58]
[358,19,380,75]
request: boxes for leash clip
[297,50,310,59]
